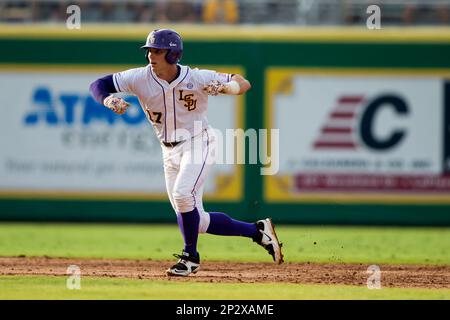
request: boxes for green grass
[0,223,448,299]
[0,223,448,265]
[0,276,448,300]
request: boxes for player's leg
[205,211,284,264]
[168,128,283,275]
[194,204,284,264]
[162,139,202,276]
[206,212,257,237]
[162,143,202,276]
[165,129,212,276]
[162,146,180,212]
[162,144,201,255]
[171,132,212,257]
[192,185,211,234]
[190,131,283,264]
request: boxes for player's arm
[226,74,251,95]
[89,74,129,115]
[203,73,251,96]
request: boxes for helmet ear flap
[165,50,182,64]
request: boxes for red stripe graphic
[338,96,364,104]
[322,127,353,134]
[330,112,355,118]
[316,133,354,142]
[314,142,356,149]
[312,95,364,150]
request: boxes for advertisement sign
[0,66,243,200]
[265,68,450,203]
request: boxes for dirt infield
[0,256,449,289]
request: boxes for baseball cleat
[166,250,200,276]
[253,218,284,264]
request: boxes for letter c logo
[360,95,409,150]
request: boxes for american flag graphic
[313,95,365,150]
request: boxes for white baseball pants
[162,127,215,233]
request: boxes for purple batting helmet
[141,29,183,64]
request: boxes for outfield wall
[1,25,450,225]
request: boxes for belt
[162,141,183,147]
[162,128,208,148]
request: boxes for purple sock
[177,208,200,256]
[206,212,258,238]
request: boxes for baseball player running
[89,29,283,276]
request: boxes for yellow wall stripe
[1,24,450,42]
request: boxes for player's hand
[203,80,225,96]
[103,95,130,115]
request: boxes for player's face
[148,48,170,73]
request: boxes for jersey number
[146,110,162,124]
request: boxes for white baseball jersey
[112,64,231,143]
